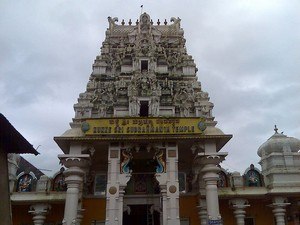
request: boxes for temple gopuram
[8,13,300,225]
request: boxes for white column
[202,164,220,220]
[229,199,250,225]
[58,154,90,225]
[269,197,290,225]
[77,172,85,225]
[118,187,126,225]
[105,144,131,225]
[161,185,168,225]
[198,198,207,225]
[199,152,227,224]
[7,153,21,193]
[166,144,180,225]
[29,203,51,225]
[155,143,180,225]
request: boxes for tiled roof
[0,114,39,155]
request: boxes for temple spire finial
[140,5,143,15]
[274,125,278,134]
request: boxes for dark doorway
[140,101,149,117]
[123,204,160,225]
[141,60,148,72]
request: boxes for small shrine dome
[257,126,300,157]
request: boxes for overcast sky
[1,0,300,176]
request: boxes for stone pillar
[166,143,180,225]
[36,175,50,192]
[199,150,227,224]
[197,198,207,225]
[105,144,131,225]
[29,203,51,225]
[229,199,250,225]
[156,182,167,225]
[58,154,90,225]
[117,186,126,225]
[202,162,220,221]
[155,143,180,225]
[230,172,243,189]
[77,170,86,225]
[269,197,290,225]
[7,153,21,192]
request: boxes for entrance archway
[123,204,160,225]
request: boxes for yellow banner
[82,117,206,135]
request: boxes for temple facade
[9,13,300,225]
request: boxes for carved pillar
[199,151,227,224]
[105,144,131,225]
[229,199,250,225]
[118,188,126,225]
[36,175,50,192]
[155,143,180,225]
[166,143,180,225]
[155,181,167,225]
[269,197,290,225]
[197,198,207,225]
[161,187,168,225]
[58,154,90,225]
[77,166,87,225]
[7,153,21,192]
[29,203,51,225]
[202,162,220,221]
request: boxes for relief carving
[72,13,215,121]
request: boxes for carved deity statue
[150,96,160,116]
[98,102,107,117]
[129,96,140,116]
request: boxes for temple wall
[179,195,199,225]
[81,198,106,225]
[11,196,300,225]
[12,203,64,225]
[12,205,32,225]
[219,199,275,225]
[245,199,274,225]
[219,200,235,225]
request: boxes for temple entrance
[123,204,160,225]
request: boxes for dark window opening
[245,218,255,225]
[141,60,148,72]
[123,205,160,225]
[140,101,149,117]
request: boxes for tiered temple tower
[55,13,232,225]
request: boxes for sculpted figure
[91,89,99,103]
[121,149,133,174]
[129,96,139,116]
[183,105,190,117]
[150,96,160,116]
[18,174,32,192]
[87,77,97,89]
[153,148,166,173]
[98,103,106,117]
[107,17,118,31]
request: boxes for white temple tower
[55,13,232,225]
